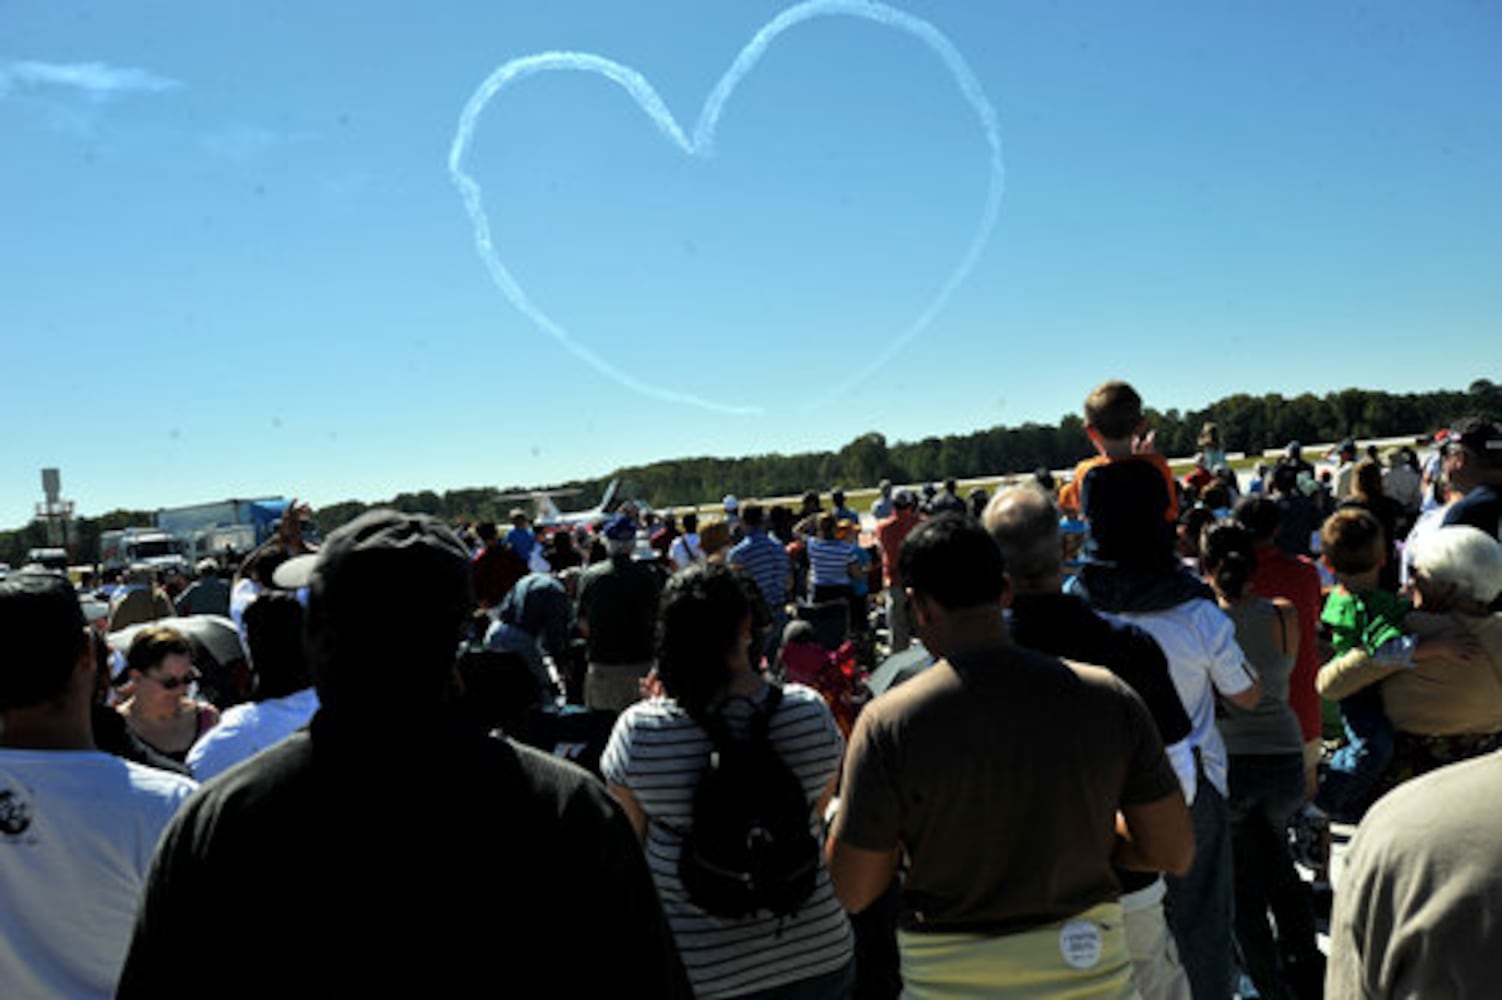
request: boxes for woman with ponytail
[1200,522,1323,999]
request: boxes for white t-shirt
[0,750,197,999]
[667,533,704,571]
[1111,598,1255,803]
[186,687,320,782]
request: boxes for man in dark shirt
[577,514,664,712]
[985,484,1194,1000]
[1442,417,1502,540]
[1442,418,1502,611]
[117,510,689,998]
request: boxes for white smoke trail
[448,0,1005,415]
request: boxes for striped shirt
[728,530,791,610]
[806,538,859,589]
[602,685,852,998]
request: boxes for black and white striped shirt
[602,685,852,997]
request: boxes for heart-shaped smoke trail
[449,0,1005,415]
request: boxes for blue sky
[3,1,1498,527]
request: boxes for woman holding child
[1316,525,1502,784]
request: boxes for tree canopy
[5,381,1497,568]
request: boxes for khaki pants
[897,901,1135,1000]
[584,661,653,713]
[1121,879,1191,1000]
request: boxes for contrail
[448,0,1005,415]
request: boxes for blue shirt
[728,529,790,610]
[505,527,536,563]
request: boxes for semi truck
[98,528,190,575]
[153,497,293,565]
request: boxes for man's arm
[606,782,648,841]
[826,707,902,914]
[825,834,901,914]
[1113,791,1194,876]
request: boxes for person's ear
[907,589,930,629]
[76,628,96,677]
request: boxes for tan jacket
[1317,611,1502,736]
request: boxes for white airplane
[497,478,623,529]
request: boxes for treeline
[5,381,1497,567]
[540,380,1500,512]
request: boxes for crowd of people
[2,380,1500,998]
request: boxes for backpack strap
[749,685,783,744]
[693,684,784,751]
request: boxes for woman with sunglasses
[117,626,220,763]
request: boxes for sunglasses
[150,670,201,691]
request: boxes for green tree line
[5,381,1498,567]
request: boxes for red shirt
[1250,543,1324,741]
[875,510,921,588]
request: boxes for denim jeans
[1228,753,1322,1000]
[1316,686,1394,822]
[1166,779,1234,1000]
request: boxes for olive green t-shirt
[834,643,1180,934]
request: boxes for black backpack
[675,687,820,919]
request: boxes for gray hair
[1410,525,1502,605]
[982,483,1062,584]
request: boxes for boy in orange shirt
[1059,380,1213,611]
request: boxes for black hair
[0,572,87,710]
[831,489,846,506]
[239,543,291,588]
[1201,521,1258,601]
[681,512,699,533]
[453,648,538,735]
[741,502,765,529]
[1233,496,1282,541]
[1177,504,1218,555]
[899,514,1006,610]
[243,592,312,700]
[1271,464,1300,495]
[656,562,753,717]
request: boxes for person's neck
[1,704,95,751]
[1097,438,1134,458]
[1009,575,1064,597]
[1337,570,1381,594]
[128,693,184,722]
[926,606,1011,660]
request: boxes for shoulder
[120,756,200,804]
[773,683,839,724]
[609,697,700,746]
